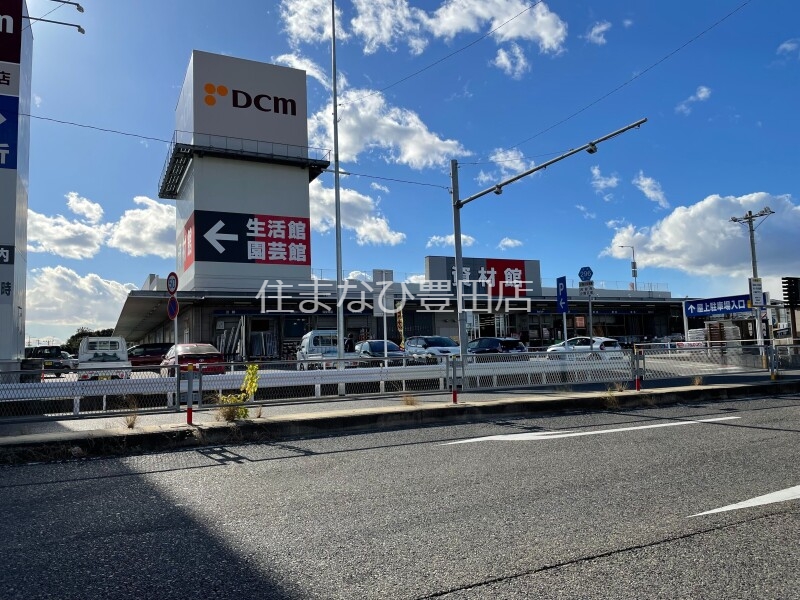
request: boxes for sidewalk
[1,379,798,465]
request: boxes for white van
[77,336,132,380]
[295,330,358,370]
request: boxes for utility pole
[730,207,774,349]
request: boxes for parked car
[128,342,174,370]
[61,351,79,370]
[467,337,527,355]
[159,343,226,376]
[404,336,460,363]
[546,336,625,360]
[354,340,408,366]
[22,345,70,378]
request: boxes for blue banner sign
[684,293,765,317]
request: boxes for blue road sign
[578,266,593,282]
[0,95,20,170]
[167,295,179,320]
[684,293,765,317]
[556,276,569,314]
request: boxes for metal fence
[0,345,797,422]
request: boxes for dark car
[467,337,528,357]
[23,345,70,377]
[160,343,226,376]
[354,340,408,366]
[128,343,174,370]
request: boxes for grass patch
[602,385,620,409]
[401,394,418,406]
[122,396,138,429]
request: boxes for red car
[159,343,226,376]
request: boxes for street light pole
[450,118,647,362]
[619,245,637,291]
[330,0,345,363]
[730,207,775,348]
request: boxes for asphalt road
[2,393,799,599]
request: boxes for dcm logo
[203,83,297,116]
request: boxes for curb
[1,380,798,465]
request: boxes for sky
[21,0,800,344]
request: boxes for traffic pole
[186,364,194,425]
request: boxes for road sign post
[557,276,569,342]
[579,267,594,351]
[166,272,180,413]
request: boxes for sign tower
[0,0,32,363]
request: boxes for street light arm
[458,117,647,207]
[24,17,85,33]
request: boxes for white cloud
[26,266,136,332]
[280,0,568,60]
[65,191,104,223]
[601,192,800,282]
[675,85,712,115]
[351,0,428,55]
[309,87,470,169]
[777,38,800,58]
[632,170,669,209]
[279,0,348,47]
[623,19,634,28]
[426,234,475,248]
[309,179,406,245]
[405,273,426,284]
[590,165,619,196]
[575,204,596,219]
[106,197,176,258]
[476,147,536,185]
[370,182,390,193]
[491,43,529,79]
[497,237,522,250]
[273,53,332,90]
[585,21,611,45]
[28,210,112,259]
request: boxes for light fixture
[24,16,85,33]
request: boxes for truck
[295,330,360,370]
[77,336,132,380]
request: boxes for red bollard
[186,364,194,425]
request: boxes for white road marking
[689,485,800,517]
[443,416,741,445]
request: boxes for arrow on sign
[204,220,238,253]
[687,305,696,313]
[0,113,5,126]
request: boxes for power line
[22,113,172,144]
[506,0,753,152]
[323,168,449,191]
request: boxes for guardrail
[0,346,796,422]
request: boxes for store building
[113,50,688,356]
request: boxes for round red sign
[166,271,179,295]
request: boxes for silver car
[404,336,461,363]
[546,336,625,360]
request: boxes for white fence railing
[0,346,796,421]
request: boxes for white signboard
[181,51,309,148]
[578,280,594,296]
[749,277,764,307]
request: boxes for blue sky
[22,0,800,343]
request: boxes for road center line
[443,416,741,444]
[689,485,800,517]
